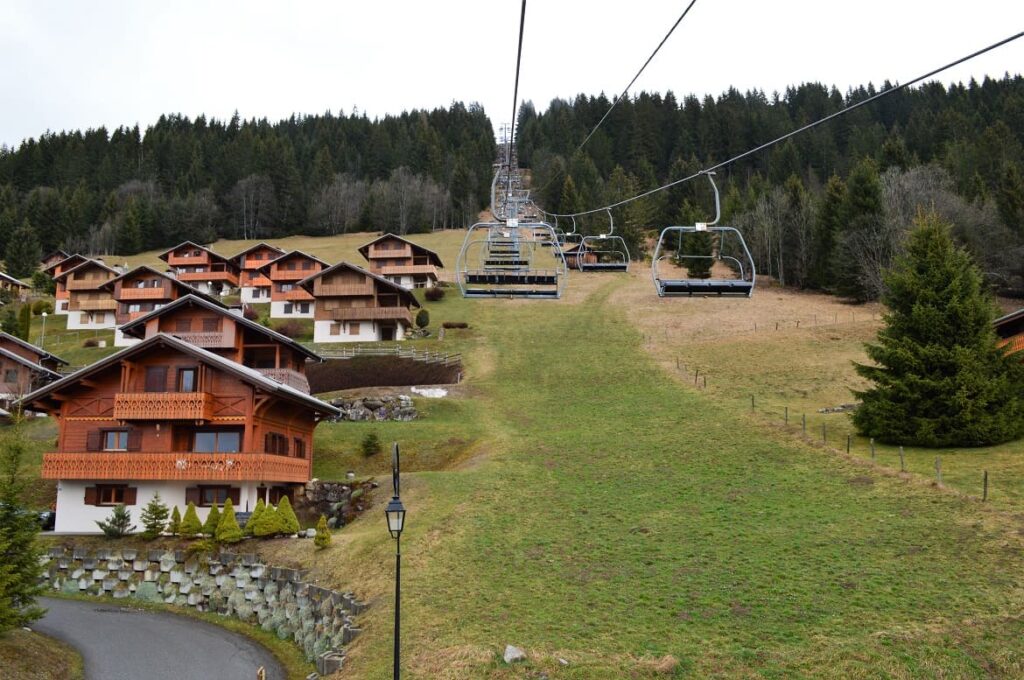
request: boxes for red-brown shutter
[86,431,102,452]
[123,487,138,505]
[185,487,200,505]
[228,487,241,505]
[84,486,98,505]
[126,429,142,452]
[145,366,168,392]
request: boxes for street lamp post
[385,443,406,680]
[40,311,48,348]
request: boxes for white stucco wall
[66,311,116,330]
[54,480,279,533]
[312,320,407,343]
[240,286,271,303]
[270,301,315,319]
[113,328,142,347]
[55,300,70,315]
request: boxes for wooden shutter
[84,486,98,505]
[228,487,241,505]
[185,487,200,505]
[175,318,191,332]
[86,430,102,452]
[126,429,142,452]
[144,366,167,392]
[123,487,138,505]
[202,317,218,332]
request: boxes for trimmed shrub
[314,515,331,549]
[361,431,382,458]
[424,286,445,302]
[415,309,429,328]
[277,496,300,535]
[31,299,53,316]
[242,305,260,321]
[216,498,244,543]
[272,320,305,338]
[245,499,265,536]
[201,503,221,536]
[140,492,170,540]
[82,337,100,348]
[167,506,182,536]
[180,502,203,537]
[250,503,286,538]
[441,321,468,329]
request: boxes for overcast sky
[2,1,1023,147]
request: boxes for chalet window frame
[284,303,294,314]
[103,429,130,451]
[293,437,306,459]
[192,429,241,453]
[144,366,168,393]
[199,485,230,507]
[348,322,360,336]
[97,485,130,506]
[3,368,17,383]
[177,367,198,393]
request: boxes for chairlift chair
[651,173,756,297]
[575,210,630,272]
[457,221,568,299]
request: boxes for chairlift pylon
[651,173,756,297]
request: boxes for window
[280,283,294,292]
[298,303,310,314]
[104,430,129,451]
[284,303,293,314]
[193,430,241,453]
[301,260,313,270]
[264,432,289,456]
[175,318,191,332]
[144,366,168,392]
[348,322,361,336]
[3,369,16,383]
[149,279,162,288]
[177,367,197,392]
[80,313,90,324]
[134,280,146,288]
[201,486,230,506]
[128,303,141,313]
[201,318,219,332]
[330,323,342,336]
[97,485,132,506]
[294,438,306,459]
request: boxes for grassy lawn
[0,628,84,680]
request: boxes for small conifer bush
[180,502,203,537]
[140,492,170,540]
[245,499,266,536]
[96,504,135,538]
[216,498,244,544]
[201,503,221,537]
[167,506,182,536]
[314,515,331,549]
[277,496,300,535]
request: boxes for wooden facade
[40,249,71,271]
[53,259,120,328]
[259,250,328,317]
[299,262,419,342]
[158,241,239,292]
[231,243,285,303]
[0,347,61,402]
[357,234,443,289]
[43,253,89,313]
[0,331,68,372]
[103,265,216,326]
[995,308,1024,355]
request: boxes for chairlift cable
[506,0,528,205]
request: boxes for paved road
[35,597,284,680]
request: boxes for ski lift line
[539,29,1024,219]
[506,0,528,205]
[576,0,700,154]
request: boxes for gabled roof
[229,242,286,265]
[51,258,120,282]
[357,234,444,268]
[0,331,68,366]
[41,253,89,275]
[157,241,234,266]
[296,261,420,308]
[117,294,322,362]
[257,250,330,276]
[40,249,70,263]
[98,265,225,306]
[0,347,62,381]
[0,271,29,289]
[19,333,340,416]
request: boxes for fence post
[935,457,942,484]
[821,422,826,443]
[899,446,906,472]
[870,438,875,459]
[702,375,707,389]
[750,395,755,411]
[802,414,806,435]
[694,368,699,386]
[846,434,851,454]
[983,470,989,501]
[784,406,788,424]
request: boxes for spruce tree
[834,159,885,301]
[201,503,221,537]
[0,309,18,336]
[167,506,182,536]
[16,305,30,341]
[180,502,202,537]
[0,421,45,632]
[361,431,382,458]
[811,175,846,290]
[853,212,1024,446]
[3,220,41,279]
[277,496,300,535]
[244,498,266,536]
[140,492,170,540]
[996,162,1024,236]
[96,504,136,538]
[314,515,331,549]
[215,498,243,544]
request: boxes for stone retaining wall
[326,394,418,421]
[41,546,365,677]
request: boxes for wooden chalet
[258,250,329,319]
[22,332,339,533]
[298,261,419,343]
[0,271,30,301]
[158,241,239,297]
[40,249,71,271]
[995,308,1024,355]
[118,294,319,393]
[43,253,90,315]
[231,243,285,304]
[357,234,444,290]
[100,266,221,346]
[52,259,120,330]
[0,331,68,372]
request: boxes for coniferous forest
[2,75,1024,299]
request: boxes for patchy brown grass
[0,629,83,680]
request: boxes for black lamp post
[385,443,406,680]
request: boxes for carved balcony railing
[72,298,118,311]
[113,392,213,420]
[256,368,310,393]
[373,264,438,277]
[276,288,315,301]
[66,278,112,291]
[173,331,232,348]
[118,286,172,300]
[319,306,413,324]
[41,451,310,482]
[367,245,413,259]
[177,270,239,286]
[167,253,211,267]
[313,282,375,297]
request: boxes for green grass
[0,628,84,680]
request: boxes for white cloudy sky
[1,0,1023,146]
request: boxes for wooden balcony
[368,245,413,258]
[173,331,233,348]
[375,264,439,277]
[320,306,413,324]
[277,288,315,301]
[177,270,239,286]
[118,286,171,300]
[257,368,310,393]
[115,312,148,325]
[167,253,211,267]
[113,392,213,420]
[243,273,272,287]
[314,282,375,297]
[72,298,117,311]
[66,278,111,291]
[41,451,310,483]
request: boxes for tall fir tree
[996,162,1024,237]
[0,420,45,632]
[4,220,41,278]
[810,174,845,290]
[853,212,1024,446]
[833,158,885,301]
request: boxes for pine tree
[0,309,18,336]
[810,174,845,290]
[201,503,221,537]
[96,504,136,538]
[167,506,182,536]
[314,515,331,549]
[853,212,1024,446]
[277,496,300,535]
[215,498,243,544]
[16,305,30,341]
[0,420,45,632]
[996,162,1024,237]
[180,502,202,537]
[140,492,170,540]
[361,431,382,457]
[4,220,40,279]
[834,159,885,301]
[244,498,266,536]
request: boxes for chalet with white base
[231,243,285,303]
[357,234,444,289]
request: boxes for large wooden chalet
[231,243,285,304]
[52,259,121,330]
[995,308,1024,355]
[357,234,444,290]
[259,250,328,319]
[298,262,419,343]
[158,241,239,297]
[0,332,64,405]
[23,330,338,533]
[42,253,89,315]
